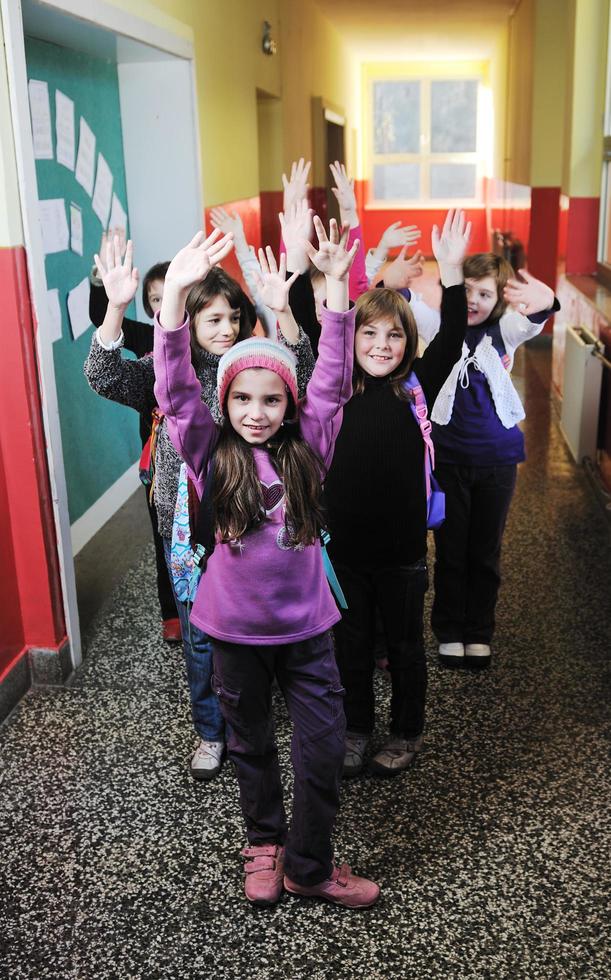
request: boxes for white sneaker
[343,732,369,778]
[438,642,465,666]
[465,643,491,666]
[190,739,225,781]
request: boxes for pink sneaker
[241,844,285,907]
[284,862,380,908]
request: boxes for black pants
[333,560,428,739]
[431,463,517,645]
[144,487,178,622]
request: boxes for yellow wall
[530,0,569,187]
[563,0,608,197]
[504,0,534,186]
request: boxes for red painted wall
[0,246,66,678]
[566,197,600,275]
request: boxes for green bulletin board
[25,36,140,525]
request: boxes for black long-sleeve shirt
[324,283,467,567]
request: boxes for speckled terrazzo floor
[1,341,610,980]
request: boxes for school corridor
[1,0,610,976]
[0,336,609,978]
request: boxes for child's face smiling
[465,275,498,327]
[355,318,407,378]
[195,295,241,354]
[227,369,288,444]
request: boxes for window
[371,78,481,205]
[598,13,611,284]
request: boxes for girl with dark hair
[324,209,470,778]
[154,219,379,910]
[85,235,315,783]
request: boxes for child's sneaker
[370,735,423,777]
[284,863,380,908]
[241,844,285,906]
[438,641,465,666]
[343,733,369,778]
[190,739,225,781]
[465,643,491,666]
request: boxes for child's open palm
[254,248,299,313]
[304,216,359,281]
[94,236,139,308]
[279,200,313,252]
[383,247,425,289]
[329,161,357,215]
[380,220,422,251]
[504,270,554,315]
[432,209,471,266]
[282,158,311,213]
[209,207,244,241]
[165,229,234,292]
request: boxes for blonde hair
[353,288,418,400]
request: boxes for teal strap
[320,530,348,610]
[188,544,207,603]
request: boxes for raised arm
[300,217,358,469]
[501,270,558,348]
[329,161,368,299]
[154,230,233,479]
[367,221,422,284]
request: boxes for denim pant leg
[277,632,346,886]
[211,642,288,847]
[162,539,224,742]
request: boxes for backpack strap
[191,456,217,572]
[404,371,434,500]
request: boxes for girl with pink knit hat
[153,219,379,910]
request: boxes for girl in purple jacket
[153,219,379,910]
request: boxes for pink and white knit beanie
[217,338,298,412]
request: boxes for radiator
[560,326,603,463]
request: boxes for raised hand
[304,216,359,281]
[383,247,425,290]
[209,207,246,246]
[431,209,472,267]
[329,161,357,220]
[254,248,299,313]
[503,270,554,315]
[379,220,422,252]
[282,158,311,213]
[279,199,314,252]
[164,228,234,293]
[94,235,139,309]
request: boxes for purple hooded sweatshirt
[153,304,355,645]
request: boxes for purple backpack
[404,372,445,529]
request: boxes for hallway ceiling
[312,0,518,58]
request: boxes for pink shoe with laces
[241,844,285,907]
[284,862,380,908]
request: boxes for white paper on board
[70,203,83,256]
[45,288,63,343]
[67,277,92,340]
[28,80,53,160]
[108,194,127,236]
[75,118,96,196]
[92,153,113,228]
[39,198,70,254]
[55,90,75,171]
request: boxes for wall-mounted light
[262,21,277,56]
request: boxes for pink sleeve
[348,224,368,302]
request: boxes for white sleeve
[365,249,385,285]
[500,308,548,349]
[409,295,441,346]
[235,245,277,339]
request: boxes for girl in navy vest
[430,254,557,668]
[324,209,470,777]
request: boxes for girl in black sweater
[325,209,470,777]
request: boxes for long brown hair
[353,288,419,401]
[185,268,255,364]
[213,397,326,547]
[464,253,513,321]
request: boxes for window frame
[368,75,483,209]
[596,11,611,288]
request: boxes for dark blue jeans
[162,539,224,742]
[211,631,346,886]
